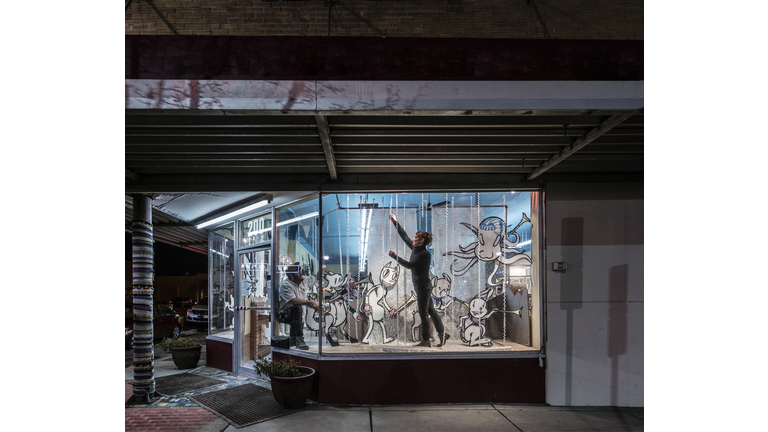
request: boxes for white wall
[544,182,643,407]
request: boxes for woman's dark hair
[415,231,433,245]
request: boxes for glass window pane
[275,196,320,353]
[239,249,272,371]
[209,227,235,338]
[319,191,539,353]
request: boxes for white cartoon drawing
[411,273,454,342]
[444,214,532,287]
[321,271,359,346]
[456,288,502,347]
[353,262,400,344]
[223,292,235,329]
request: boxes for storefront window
[209,224,235,338]
[239,212,272,248]
[319,191,540,353]
[275,196,321,353]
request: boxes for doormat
[155,373,226,396]
[190,384,303,428]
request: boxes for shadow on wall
[609,264,628,406]
[559,217,583,406]
[559,218,631,406]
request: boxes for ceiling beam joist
[126,168,141,183]
[527,111,640,180]
[316,115,338,180]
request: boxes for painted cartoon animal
[223,293,235,329]
[444,214,532,287]
[457,288,501,347]
[353,262,400,344]
[305,271,359,346]
[411,273,454,342]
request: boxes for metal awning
[126,108,643,192]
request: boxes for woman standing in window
[388,214,449,348]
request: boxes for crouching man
[277,262,321,350]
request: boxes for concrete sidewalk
[125,353,643,432]
[125,383,643,431]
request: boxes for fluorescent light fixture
[508,266,529,277]
[196,200,269,229]
[248,228,271,236]
[276,212,319,227]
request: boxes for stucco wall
[544,182,643,406]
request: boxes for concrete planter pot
[170,346,202,369]
[269,366,315,409]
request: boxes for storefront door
[236,247,272,375]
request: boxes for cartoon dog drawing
[457,288,501,347]
[444,215,532,287]
[411,273,454,342]
[353,262,400,344]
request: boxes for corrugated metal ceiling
[125,109,643,255]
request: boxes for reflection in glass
[210,229,234,338]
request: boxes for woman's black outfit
[392,221,445,345]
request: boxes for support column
[127,194,162,404]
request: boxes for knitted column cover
[131,220,156,397]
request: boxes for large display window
[317,191,541,354]
[209,190,541,358]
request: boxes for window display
[319,191,540,353]
[210,190,540,360]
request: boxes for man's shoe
[296,337,310,350]
[413,340,431,348]
[438,332,451,347]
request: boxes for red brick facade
[125,0,643,40]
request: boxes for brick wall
[125,0,643,39]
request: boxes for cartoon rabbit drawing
[457,288,501,347]
[353,262,400,344]
[411,273,454,342]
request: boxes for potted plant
[254,358,316,409]
[159,336,202,369]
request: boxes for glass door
[237,248,272,374]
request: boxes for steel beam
[527,111,639,180]
[316,115,338,180]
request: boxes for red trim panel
[126,36,642,82]
[205,338,233,372]
[273,352,545,405]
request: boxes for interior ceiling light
[276,212,319,227]
[196,200,269,229]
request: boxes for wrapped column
[127,194,161,404]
